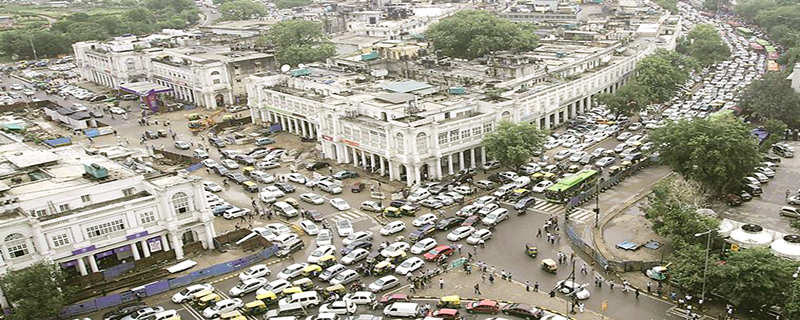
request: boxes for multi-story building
[0,138,215,308]
[500,0,587,23]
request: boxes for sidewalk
[410,268,614,320]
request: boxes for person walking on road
[474,284,481,295]
[526,280,530,291]
[439,278,444,289]
[534,281,539,292]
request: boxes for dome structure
[729,224,773,248]
[770,235,800,261]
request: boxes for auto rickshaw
[242,166,255,176]
[525,243,538,258]
[608,166,623,176]
[242,300,268,316]
[325,284,346,297]
[281,287,303,298]
[302,264,322,277]
[383,206,402,218]
[187,113,202,121]
[292,278,314,291]
[399,205,418,217]
[645,263,670,281]
[385,251,407,264]
[318,255,337,268]
[190,289,215,307]
[198,293,222,308]
[157,129,168,137]
[567,165,581,173]
[366,251,382,266]
[437,295,462,309]
[509,188,530,200]
[256,291,278,305]
[541,259,558,273]
[373,260,395,275]
[220,310,245,320]
[285,197,300,208]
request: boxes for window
[172,192,190,214]
[5,233,29,258]
[122,188,135,197]
[501,111,512,121]
[139,212,156,224]
[483,123,493,133]
[31,209,47,217]
[81,194,91,203]
[472,127,481,136]
[213,79,220,85]
[416,133,428,153]
[51,233,70,248]
[395,133,405,152]
[58,204,70,212]
[449,130,459,141]
[86,220,125,238]
[438,133,448,145]
[461,129,470,140]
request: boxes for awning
[119,81,172,95]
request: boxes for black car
[340,241,373,255]
[276,239,305,257]
[144,130,159,139]
[89,94,108,102]
[488,173,511,184]
[209,137,226,148]
[304,209,324,222]
[389,200,407,208]
[275,182,295,193]
[306,161,330,171]
[514,197,536,211]
[226,172,248,184]
[213,165,229,176]
[436,217,465,230]
[501,303,543,320]
[102,304,147,320]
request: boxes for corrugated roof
[375,92,415,104]
[381,81,433,93]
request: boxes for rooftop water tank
[770,235,800,261]
[84,163,108,179]
[729,224,773,248]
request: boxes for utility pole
[28,37,37,60]
[594,178,601,227]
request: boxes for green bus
[544,169,599,203]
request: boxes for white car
[300,193,325,205]
[453,185,475,195]
[263,185,285,198]
[478,203,500,216]
[447,226,476,241]
[344,291,376,305]
[288,173,308,184]
[317,229,333,247]
[410,238,438,254]
[256,279,291,296]
[360,201,383,212]
[395,257,424,275]
[466,229,493,244]
[266,223,292,235]
[319,300,357,315]
[330,269,360,285]
[482,209,509,226]
[473,196,497,207]
[336,219,354,237]
[229,277,267,297]
[595,157,615,168]
[568,151,587,163]
[443,192,464,202]
[172,283,214,303]
[202,298,243,318]
[380,221,406,236]
[556,280,591,299]
[554,150,573,160]
[277,263,309,280]
[380,242,410,257]
[300,220,320,235]
[203,181,222,192]
[341,248,369,265]
[109,107,127,114]
[202,159,219,167]
[412,213,438,227]
[368,276,401,294]
[330,198,351,211]
[239,264,271,282]
[223,207,250,220]
[319,264,347,282]
[221,159,239,169]
[343,231,373,246]
[532,180,554,193]
[433,194,454,206]
[308,245,336,263]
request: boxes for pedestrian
[489,266,495,275]
[457,243,462,254]
[623,280,630,292]
[578,303,585,313]
[609,280,615,290]
[646,281,652,293]
[525,280,530,291]
[581,264,587,274]
[481,273,486,283]
[488,274,494,285]
[635,288,640,299]
[474,284,481,295]
[473,244,478,254]
[507,272,512,281]
[410,283,416,294]
[501,270,506,280]
[537,228,542,237]
[479,239,485,248]
[787,189,791,199]
[534,281,539,292]
[439,278,444,289]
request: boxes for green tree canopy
[426,10,539,60]
[643,176,718,244]
[649,119,761,194]
[668,243,720,295]
[262,20,336,66]
[712,248,796,310]
[595,82,648,116]
[760,119,788,152]
[482,121,547,169]
[219,0,267,21]
[677,24,731,67]
[739,72,800,126]
[275,0,313,9]
[652,0,678,13]
[1,261,72,320]
[633,49,693,103]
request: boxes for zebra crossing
[329,210,370,222]
[527,201,594,223]
[568,207,594,223]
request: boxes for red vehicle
[465,299,500,314]
[461,215,480,227]
[424,245,455,261]
[379,294,410,305]
[430,308,462,320]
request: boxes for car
[343,291,376,305]
[120,306,164,320]
[319,264,348,282]
[174,141,191,150]
[202,159,219,167]
[514,197,536,211]
[212,205,235,216]
[410,238,438,254]
[229,277,268,296]
[613,143,628,153]
[333,170,359,180]
[306,162,330,171]
[202,298,243,318]
[461,215,481,227]
[266,223,292,235]
[255,279,291,296]
[341,248,369,265]
[203,181,222,192]
[447,226,476,241]
[482,161,500,170]
[316,229,333,247]
[239,264,271,282]
[752,172,769,183]
[473,196,497,207]
[433,194,455,206]
[466,229,493,244]
[482,209,509,226]
[172,283,214,303]
[419,198,444,209]
[456,205,480,217]
[412,213,438,227]
[109,107,127,114]
[226,172,249,185]
[394,256,424,275]
[275,182,296,193]
[424,245,454,261]
[453,185,475,195]
[569,151,587,163]
[475,180,495,190]
[263,185,285,198]
[343,231,374,246]
[478,203,500,216]
[554,150,573,161]
[380,221,406,236]
[788,196,800,205]
[341,241,372,256]
[258,161,280,169]
[501,303,543,320]
[443,191,464,202]
[616,132,632,141]
[436,217,465,230]
[277,263,309,280]
[330,198,351,211]
[221,159,239,170]
[305,209,324,222]
[368,275,401,293]
[360,201,383,212]
[285,173,308,184]
[336,219,354,237]
[742,176,761,186]
[595,157,616,168]
[300,193,325,205]
[300,220,320,235]
[378,293,411,305]
[319,300,357,315]
[330,269,360,285]
[381,242,410,257]
[308,245,336,263]
[556,280,590,299]
[223,207,251,220]
[532,181,554,193]
[465,299,501,314]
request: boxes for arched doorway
[398,164,407,183]
[215,94,225,108]
[181,230,197,245]
[419,163,430,181]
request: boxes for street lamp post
[694,229,713,306]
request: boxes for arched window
[501,111,512,121]
[395,133,405,152]
[210,71,220,76]
[5,233,28,259]
[210,71,222,85]
[125,58,135,71]
[416,133,428,153]
[172,192,189,214]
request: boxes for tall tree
[760,119,788,152]
[667,243,721,295]
[713,248,796,310]
[1,261,72,320]
[739,72,800,126]
[262,20,336,66]
[649,119,761,194]
[595,82,648,116]
[275,0,312,9]
[643,177,718,244]
[219,0,267,21]
[426,10,539,60]
[678,24,731,67]
[634,49,692,103]
[482,121,547,170]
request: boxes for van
[383,302,421,318]
[493,184,517,198]
[318,180,342,194]
[275,201,298,218]
[780,206,800,218]
[743,184,762,196]
[267,302,307,318]
[513,176,531,188]
[251,170,274,184]
[260,191,277,204]
[193,149,209,159]
[273,233,300,247]
[256,137,275,146]
[407,189,431,202]
[475,180,495,190]
[279,291,321,308]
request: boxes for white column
[301,121,309,137]
[280,116,287,131]
[352,148,358,166]
[448,154,454,175]
[379,156,385,176]
[131,243,141,261]
[205,224,216,250]
[388,161,395,181]
[171,233,184,259]
[406,166,414,185]
[459,151,465,171]
[141,240,151,258]
[360,150,368,169]
[470,149,476,168]
[88,255,99,273]
[413,166,421,184]
[481,147,486,163]
[161,234,170,251]
[77,257,88,276]
[370,154,376,171]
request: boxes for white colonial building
[0,139,215,307]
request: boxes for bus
[544,169,599,203]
